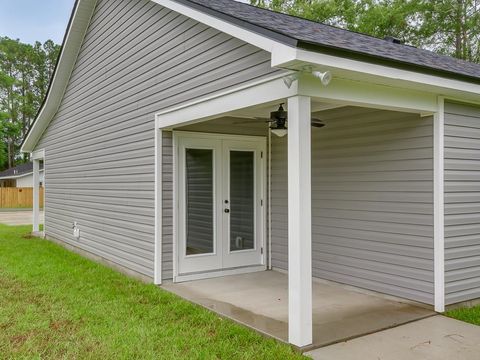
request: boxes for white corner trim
[155,73,296,129]
[151,0,293,54]
[154,128,163,284]
[172,132,178,282]
[434,96,445,312]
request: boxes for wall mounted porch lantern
[270,104,288,137]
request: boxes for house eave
[272,47,480,105]
[20,0,98,153]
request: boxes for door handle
[224,209,230,213]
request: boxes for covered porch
[163,271,434,350]
[154,70,446,348]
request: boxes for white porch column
[32,159,40,233]
[433,97,445,312]
[287,95,312,347]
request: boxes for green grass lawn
[0,224,304,359]
[447,306,480,326]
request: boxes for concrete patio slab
[307,315,480,360]
[162,270,435,350]
[0,210,44,226]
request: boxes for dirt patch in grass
[0,271,87,358]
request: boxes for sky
[0,0,75,44]
[0,0,251,45]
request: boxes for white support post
[32,159,40,233]
[434,97,445,312]
[154,127,163,285]
[287,95,312,347]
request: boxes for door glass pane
[185,148,214,255]
[230,151,255,251]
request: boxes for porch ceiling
[162,271,435,351]
[173,99,347,133]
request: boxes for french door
[176,132,265,276]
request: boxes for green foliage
[250,0,480,62]
[421,0,480,63]
[0,225,305,359]
[447,305,480,326]
[0,37,60,171]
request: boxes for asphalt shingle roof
[0,162,43,178]
[180,0,480,82]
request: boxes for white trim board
[154,128,163,284]
[174,265,266,283]
[156,74,440,132]
[300,76,438,113]
[152,0,294,54]
[155,73,296,129]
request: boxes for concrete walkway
[163,271,434,349]
[307,315,480,360]
[0,210,44,225]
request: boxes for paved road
[0,210,44,226]
[307,315,480,360]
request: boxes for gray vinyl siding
[271,107,435,304]
[35,0,280,279]
[444,101,480,305]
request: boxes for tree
[0,37,60,170]
[250,0,480,62]
[421,0,480,62]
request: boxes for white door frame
[173,131,267,283]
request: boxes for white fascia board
[21,0,97,153]
[152,0,294,54]
[274,47,480,100]
[155,73,296,129]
